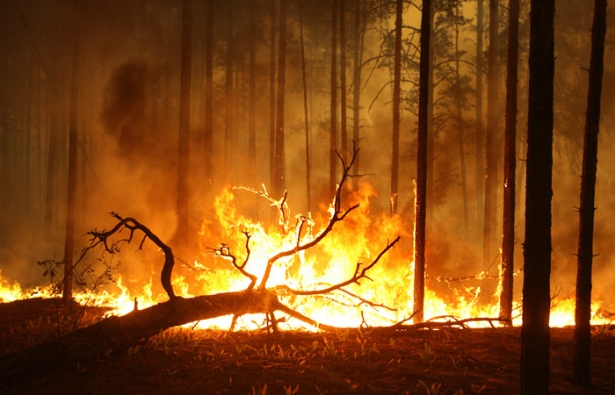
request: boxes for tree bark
[391,0,402,215]
[483,0,499,270]
[413,0,430,324]
[0,290,283,386]
[339,0,348,163]
[204,0,214,187]
[499,0,519,323]
[475,0,484,233]
[574,0,607,387]
[299,0,312,213]
[273,0,287,198]
[521,0,554,393]
[63,1,81,303]
[176,0,193,252]
[330,0,338,196]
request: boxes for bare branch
[258,143,362,289]
[276,236,400,296]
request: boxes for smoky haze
[0,0,614,314]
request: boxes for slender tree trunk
[273,0,287,198]
[483,0,499,270]
[63,2,81,303]
[269,0,277,193]
[521,0,555,393]
[204,0,214,187]
[414,0,430,325]
[454,2,468,230]
[248,0,257,186]
[425,3,435,224]
[176,0,193,252]
[330,0,338,196]
[391,0,402,215]
[339,0,348,164]
[574,0,607,387]
[499,0,519,323]
[352,0,363,187]
[475,0,484,231]
[299,0,312,213]
[224,0,234,183]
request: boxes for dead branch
[258,144,362,289]
[275,236,400,296]
[81,212,177,299]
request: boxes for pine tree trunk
[574,0,607,387]
[339,0,348,163]
[352,0,363,187]
[176,0,193,252]
[483,0,499,270]
[499,0,519,323]
[273,0,287,198]
[299,0,312,213]
[391,0,402,215]
[224,0,235,184]
[63,2,81,303]
[329,0,338,196]
[413,0,431,325]
[521,0,554,392]
[204,0,214,187]
[475,0,484,232]
[269,0,277,194]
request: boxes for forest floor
[0,298,614,395]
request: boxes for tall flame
[1,182,613,330]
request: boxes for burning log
[0,145,403,386]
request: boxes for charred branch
[80,212,177,299]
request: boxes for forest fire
[0,175,611,331]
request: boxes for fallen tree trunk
[0,289,283,387]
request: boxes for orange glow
[1,183,613,330]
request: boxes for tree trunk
[454,1,468,230]
[475,0,484,232]
[425,3,435,224]
[269,0,277,194]
[63,2,81,303]
[224,0,235,183]
[176,0,193,252]
[248,0,257,187]
[0,290,284,386]
[483,0,499,270]
[521,0,554,393]
[299,0,312,213]
[204,0,214,188]
[330,0,338,196]
[391,0,402,215]
[339,0,348,164]
[273,0,287,198]
[352,0,364,187]
[499,0,519,323]
[413,0,430,325]
[574,0,607,387]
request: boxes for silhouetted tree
[521,0,555,393]
[483,0,499,269]
[63,0,81,303]
[273,0,287,198]
[391,0,402,215]
[499,0,519,323]
[175,0,193,252]
[574,0,607,387]
[330,0,338,196]
[414,0,431,325]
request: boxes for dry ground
[0,298,614,395]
